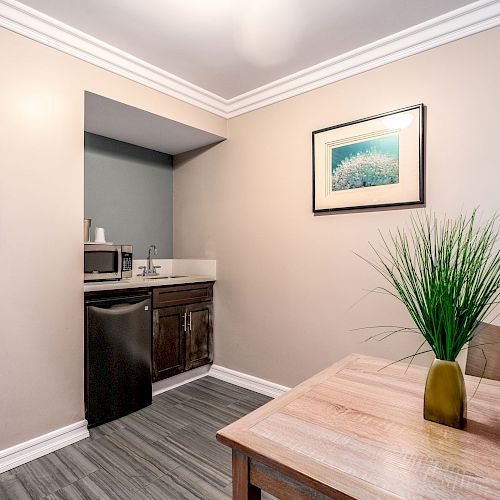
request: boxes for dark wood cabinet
[152,305,186,382]
[153,282,213,308]
[152,282,214,382]
[186,301,213,370]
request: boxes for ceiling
[16,0,476,99]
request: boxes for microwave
[84,244,133,282]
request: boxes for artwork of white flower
[331,150,399,191]
[313,105,423,212]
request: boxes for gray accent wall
[84,133,173,259]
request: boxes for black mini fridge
[85,293,152,427]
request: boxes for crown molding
[1,0,499,119]
[224,0,500,117]
[0,0,228,116]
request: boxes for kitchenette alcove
[84,91,225,256]
[83,91,223,427]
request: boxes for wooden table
[216,354,500,499]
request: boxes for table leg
[232,450,261,499]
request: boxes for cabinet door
[153,305,186,382]
[186,301,213,370]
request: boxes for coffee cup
[94,227,106,243]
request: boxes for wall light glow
[20,95,52,121]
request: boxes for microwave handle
[117,247,122,276]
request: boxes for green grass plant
[362,210,499,361]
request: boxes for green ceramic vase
[423,359,467,429]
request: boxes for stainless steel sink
[145,274,188,280]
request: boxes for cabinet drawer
[153,282,213,308]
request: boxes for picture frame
[312,104,424,213]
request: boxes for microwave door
[84,246,122,280]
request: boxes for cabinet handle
[183,312,187,332]
[153,310,158,337]
[188,311,192,330]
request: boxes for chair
[466,322,500,381]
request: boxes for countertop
[84,274,215,292]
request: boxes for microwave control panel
[122,253,132,272]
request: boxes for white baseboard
[209,365,290,398]
[0,420,89,474]
[0,365,284,474]
[152,365,211,396]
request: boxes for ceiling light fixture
[234,0,304,67]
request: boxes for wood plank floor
[0,377,273,499]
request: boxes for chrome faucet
[147,244,157,275]
[138,244,161,277]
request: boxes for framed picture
[312,104,424,213]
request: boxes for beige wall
[174,28,500,387]
[1,22,498,452]
[0,27,225,450]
